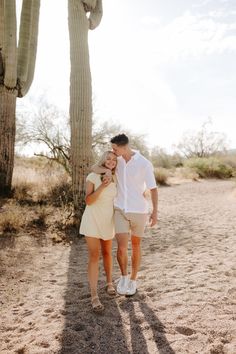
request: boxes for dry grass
[0,205,27,234]
[173,167,199,180]
[0,157,74,239]
[12,156,72,206]
[154,167,169,186]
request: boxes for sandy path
[0,179,236,354]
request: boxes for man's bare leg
[115,233,129,275]
[130,235,142,280]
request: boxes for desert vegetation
[1,118,235,238]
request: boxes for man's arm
[149,187,158,227]
[91,163,112,176]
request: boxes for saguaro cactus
[0,0,40,195]
[68,0,102,222]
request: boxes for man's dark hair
[110,133,129,146]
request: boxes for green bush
[184,157,234,179]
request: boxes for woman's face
[104,152,117,170]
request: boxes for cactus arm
[3,0,17,89]
[82,0,97,11]
[88,0,103,30]
[18,0,40,97]
[17,0,33,91]
[82,0,103,30]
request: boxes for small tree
[16,101,71,173]
[175,119,228,158]
[16,101,150,173]
[151,146,183,168]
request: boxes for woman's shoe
[106,282,116,295]
[91,296,104,313]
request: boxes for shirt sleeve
[144,162,157,189]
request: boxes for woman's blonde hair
[97,150,117,174]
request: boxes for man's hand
[149,211,158,227]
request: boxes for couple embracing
[80,134,158,312]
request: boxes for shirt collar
[118,150,140,162]
[131,150,140,160]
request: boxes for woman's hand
[101,175,112,187]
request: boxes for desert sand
[0,179,236,354]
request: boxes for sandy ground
[0,179,236,354]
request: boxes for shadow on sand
[59,237,175,354]
[59,236,131,354]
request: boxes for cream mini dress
[79,172,117,240]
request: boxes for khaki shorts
[114,208,148,237]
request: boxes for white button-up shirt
[114,151,157,213]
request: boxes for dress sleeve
[86,173,98,184]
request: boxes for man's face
[111,143,126,157]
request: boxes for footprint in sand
[72,323,86,332]
[79,293,91,300]
[22,310,33,317]
[175,326,196,336]
[77,282,84,288]
[37,340,50,348]
[44,308,54,314]
[146,286,155,293]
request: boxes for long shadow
[121,296,176,354]
[140,301,176,354]
[59,236,131,354]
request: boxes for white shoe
[126,279,137,296]
[116,275,129,295]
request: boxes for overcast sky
[17,0,236,152]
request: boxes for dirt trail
[0,179,236,354]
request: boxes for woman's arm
[85,179,109,205]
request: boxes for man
[92,134,158,295]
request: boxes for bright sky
[17,0,236,152]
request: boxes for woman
[79,150,117,312]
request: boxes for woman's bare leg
[85,236,100,298]
[100,239,113,284]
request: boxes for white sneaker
[126,279,137,296]
[116,275,129,295]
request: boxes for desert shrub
[174,167,199,180]
[218,152,236,169]
[0,207,26,234]
[184,157,234,179]
[46,180,73,207]
[154,168,169,185]
[27,206,48,229]
[12,181,34,204]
